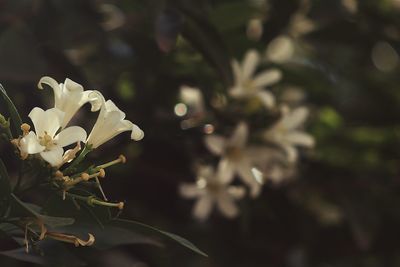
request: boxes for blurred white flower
[38,76,102,128]
[246,146,296,186]
[20,107,87,166]
[265,35,295,63]
[279,86,306,107]
[263,106,314,162]
[204,122,263,197]
[229,50,281,109]
[99,3,125,31]
[179,165,245,220]
[87,97,144,149]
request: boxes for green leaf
[178,6,233,87]
[111,219,208,257]
[0,159,11,217]
[0,159,11,198]
[9,194,75,228]
[0,84,23,137]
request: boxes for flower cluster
[14,76,143,167]
[12,77,144,220]
[177,49,314,221]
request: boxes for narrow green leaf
[0,159,11,197]
[0,159,11,217]
[178,6,233,87]
[10,195,75,228]
[112,219,208,257]
[0,84,23,137]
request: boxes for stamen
[20,123,30,136]
[95,154,127,170]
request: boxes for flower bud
[0,114,10,129]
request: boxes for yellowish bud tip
[55,171,64,178]
[117,202,124,210]
[81,173,90,181]
[119,154,127,164]
[99,169,106,178]
[20,123,30,133]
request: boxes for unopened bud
[81,173,90,181]
[119,154,126,164]
[98,169,106,178]
[0,114,9,128]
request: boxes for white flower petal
[29,107,64,137]
[256,90,276,109]
[40,146,64,167]
[252,69,282,88]
[179,183,203,198]
[229,85,245,98]
[228,122,248,148]
[87,91,103,112]
[216,158,235,184]
[282,144,298,163]
[231,59,243,85]
[19,131,45,154]
[266,35,295,63]
[282,107,309,130]
[87,99,143,148]
[216,192,239,218]
[285,131,315,147]
[55,126,87,147]
[64,78,84,92]
[204,135,226,155]
[242,49,260,81]
[193,195,214,221]
[37,76,61,100]
[130,123,144,141]
[227,186,246,199]
[236,159,262,198]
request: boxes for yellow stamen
[20,123,30,136]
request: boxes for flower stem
[63,144,92,174]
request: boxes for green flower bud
[0,113,10,129]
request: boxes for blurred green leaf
[179,6,233,86]
[111,219,208,257]
[0,159,11,218]
[10,194,75,228]
[0,84,23,137]
[209,2,255,32]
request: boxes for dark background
[1,0,400,266]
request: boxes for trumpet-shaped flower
[229,49,282,109]
[179,165,245,220]
[19,107,87,166]
[38,76,103,128]
[263,106,314,162]
[86,98,144,149]
[204,122,263,197]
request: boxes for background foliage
[1,0,400,266]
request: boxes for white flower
[263,105,314,162]
[179,165,245,221]
[229,49,281,109]
[38,76,103,128]
[19,107,87,167]
[86,97,144,149]
[204,122,263,197]
[265,35,295,63]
